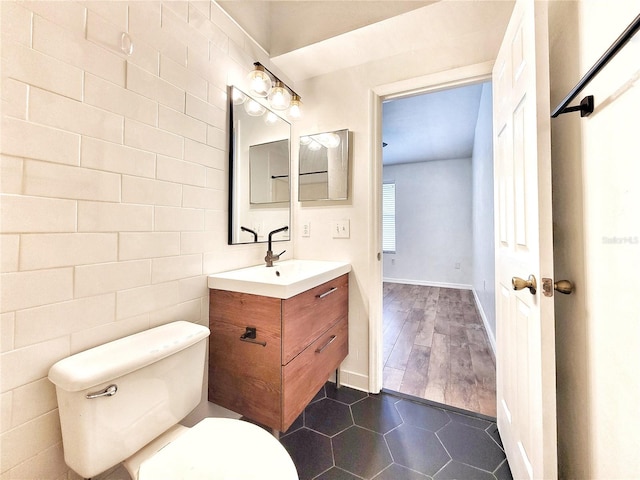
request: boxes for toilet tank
[48,321,210,479]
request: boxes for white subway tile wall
[0,1,270,477]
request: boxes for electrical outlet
[302,222,311,237]
[332,220,350,238]
[455,262,461,270]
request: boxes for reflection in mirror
[250,140,289,204]
[229,86,291,245]
[299,129,349,201]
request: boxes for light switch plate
[332,220,350,238]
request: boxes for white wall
[471,83,496,341]
[0,2,288,477]
[382,158,473,287]
[291,1,513,391]
[549,1,640,478]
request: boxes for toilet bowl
[129,418,296,480]
[48,321,298,480]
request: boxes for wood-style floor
[382,283,497,417]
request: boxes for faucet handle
[276,249,286,258]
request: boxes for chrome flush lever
[86,384,118,399]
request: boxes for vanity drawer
[281,317,348,430]
[208,319,282,429]
[282,274,348,364]
[209,289,282,430]
[209,289,281,334]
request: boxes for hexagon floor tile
[333,426,393,478]
[386,423,450,476]
[351,395,403,434]
[437,421,506,472]
[305,398,353,436]
[280,428,333,480]
[279,383,514,480]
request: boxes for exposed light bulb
[264,111,278,125]
[247,64,272,98]
[244,99,266,117]
[308,140,322,151]
[267,81,291,110]
[289,95,302,119]
[232,89,246,105]
[299,136,312,145]
[316,133,341,149]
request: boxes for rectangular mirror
[229,86,291,244]
[299,129,349,201]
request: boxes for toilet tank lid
[48,321,210,392]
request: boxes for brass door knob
[542,278,575,296]
[554,280,574,295]
[512,274,537,295]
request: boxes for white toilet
[48,321,298,480]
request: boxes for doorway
[373,71,497,417]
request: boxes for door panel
[493,0,557,478]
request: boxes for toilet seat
[136,418,298,480]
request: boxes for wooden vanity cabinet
[208,274,348,432]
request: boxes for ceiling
[217,1,509,166]
[217,1,435,57]
[382,83,487,166]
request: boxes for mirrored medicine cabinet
[298,129,349,201]
[228,86,291,245]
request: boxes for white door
[493,0,557,478]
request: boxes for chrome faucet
[265,226,288,267]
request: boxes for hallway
[382,283,496,417]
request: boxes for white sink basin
[207,259,351,299]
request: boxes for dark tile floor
[278,383,512,480]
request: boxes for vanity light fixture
[316,132,341,149]
[268,81,291,110]
[232,88,247,105]
[289,94,302,119]
[244,98,266,117]
[247,62,302,119]
[264,111,279,125]
[308,140,322,151]
[247,64,272,97]
[300,132,342,150]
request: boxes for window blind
[382,183,396,253]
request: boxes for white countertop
[207,259,351,299]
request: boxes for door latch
[542,278,574,297]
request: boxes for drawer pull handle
[316,287,338,299]
[240,327,266,347]
[315,335,337,353]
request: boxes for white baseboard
[334,369,370,393]
[471,288,497,358]
[382,278,473,290]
